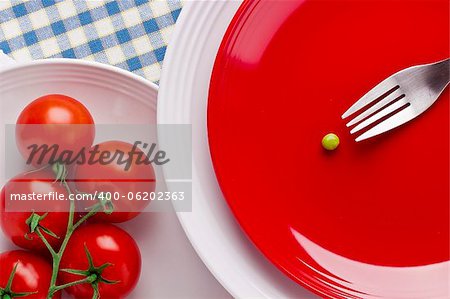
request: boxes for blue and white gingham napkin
[0,0,182,83]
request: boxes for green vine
[31,163,110,299]
[2,162,114,299]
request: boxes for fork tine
[341,77,398,119]
[350,98,408,134]
[346,88,404,127]
[355,106,416,142]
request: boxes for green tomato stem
[35,228,57,257]
[92,284,99,299]
[5,263,18,290]
[28,163,104,299]
[73,206,99,231]
[45,196,75,299]
[53,275,96,292]
[42,178,99,299]
[12,162,105,299]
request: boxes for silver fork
[342,58,449,142]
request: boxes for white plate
[157,2,317,298]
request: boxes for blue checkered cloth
[0,0,182,83]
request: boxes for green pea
[322,133,340,151]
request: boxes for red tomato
[0,250,60,299]
[0,170,70,252]
[74,141,156,223]
[60,223,141,299]
[16,94,95,167]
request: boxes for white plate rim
[157,1,316,298]
[0,58,159,92]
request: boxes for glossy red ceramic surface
[208,0,449,297]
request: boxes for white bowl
[0,59,160,298]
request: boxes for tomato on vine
[2,95,146,298]
[0,169,70,252]
[16,94,95,167]
[0,250,60,299]
[60,223,141,298]
[75,141,156,223]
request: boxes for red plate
[208,0,449,297]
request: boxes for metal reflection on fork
[342,58,449,142]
